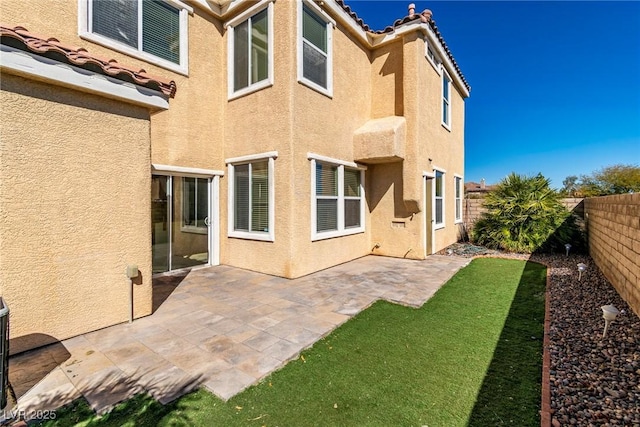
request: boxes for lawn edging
[541,262,552,427]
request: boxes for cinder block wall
[585,194,640,317]
[463,198,484,229]
[464,197,584,231]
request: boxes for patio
[9,255,470,416]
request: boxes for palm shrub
[472,173,583,253]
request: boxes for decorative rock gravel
[542,253,640,427]
[444,244,640,426]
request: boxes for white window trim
[434,168,445,230]
[424,38,442,75]
[78,0,191,75]
[226,152,277,242]
[226,1,274,100]
[297,0,334,98]
[441,69,452,131]
[454,174,463,224]
[309,154,366,241]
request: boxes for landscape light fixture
[565,243,572,256]
[126,265,139,323]
[577,263,587,281]
[601,304,620,338]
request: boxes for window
[81,0,189,73]
[454,176,462,223]
[425,38,441,72]
[298,1,333,96]
[228,3,273,99]
[182,177,209,233]
[310,155,365,240]
[435,170,444,228]
[442,71,451,128]
[227,152,276,241]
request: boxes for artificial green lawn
[38,258,546,427]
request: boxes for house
[0,0,470,354]
[464,179,497,196]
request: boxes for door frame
[152,164,224,271]
[423,171,435,256]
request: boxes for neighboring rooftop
[465,180,497,193]
[0,24,177,98]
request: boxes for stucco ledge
[353,116,406,164]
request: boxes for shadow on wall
[366,163,412,219]
[467,261,546,426]
[377,42,404,117]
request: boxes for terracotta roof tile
[1,24,177,98]
[334,1,470,92]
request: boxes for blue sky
[347,1,640,189]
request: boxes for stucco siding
[413,34,465,254]
[220,0,296,277]
[1,0,470,345]
[287,10,373,278]
[0,75,152,354]
[150,11,226,169]
[371,41,404,118]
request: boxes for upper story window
[435,170,445,228]
[80,0,190,74]
[442,71,451,129]
[227,2,274,99]
[298,1,333,97]
[309,154,365,241]
[425,39,441,72]
[227,152,277,242]
[454,175,463,223]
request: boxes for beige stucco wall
[413,34,466,254]
[220,0,296,277]
[365,32,466,260]
[1,0,468,282]
[0,75,152,355]
[287,8,374,278]
[0,0,227,170]
[585,194,640,317]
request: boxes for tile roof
[465,181,496,193]
[1,25,177,98]
[335,1,470,92]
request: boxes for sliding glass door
[152,175,211,274]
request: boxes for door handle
[204,216,210,226]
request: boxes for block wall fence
[463,197,585,229]
[584,194,640,317]
[463,194,639,316]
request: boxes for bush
[471,173,584,253]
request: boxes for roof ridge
[1,24,177,98]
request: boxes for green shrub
[472,173,583,253]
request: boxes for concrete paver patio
[9,255,470,416]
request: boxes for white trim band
[152,164,225,177]
[307,153,367,170]
[224,0,275,28]
[226,151,278,164]
[1,45,170,110]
